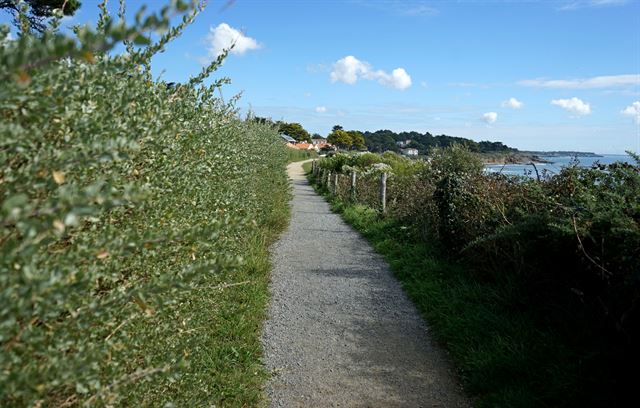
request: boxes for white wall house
[312,136,327,146]
[400,148,419,156]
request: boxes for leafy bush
[314,145,640,405]
[1,1,289,405]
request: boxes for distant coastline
[481,151,603,165]
[523,151,602,158]
[481,152,551,165]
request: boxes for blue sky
[4,0,640,153]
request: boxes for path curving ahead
[261,160,469,408]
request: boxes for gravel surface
[261,160,470,408]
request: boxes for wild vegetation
[1,1,290,405]
[312,147,639,407]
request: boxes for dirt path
[261,160,469,408]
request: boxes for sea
[484,154,636,177]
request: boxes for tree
[327,129,352,149]
[331,125,343,132]
[277,121,311,142]
[253,116,274,126]
[1,0,81,32]
[347,130,366,150]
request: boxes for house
[396,140,411,148]
[294,143,316,151]
[400,148,419,156]
[311,135,327,146]
[281,133,333,152]
[314,141,335,150]
[280,134,297,144]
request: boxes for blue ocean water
[484,154,636,177]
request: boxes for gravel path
[261,160,469,408]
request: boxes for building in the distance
[311,134,327,145]
[400,147,419,156]
[280,134,297,144]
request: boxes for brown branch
[572,215,611,278]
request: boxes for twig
[208,280,251,291]
[572,215,611,278]
[105,317,132,341]
[529,161,541,182]
[59,394,78,408]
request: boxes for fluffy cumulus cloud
[206,23,261,58]
[502,97,523,109]
[482,112,498,124]
[551,97,592,116]
[315,106,327,113]
[621,101,640,124]
[519,74,639,89]
[330,56,412,90]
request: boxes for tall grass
[286,148,318,163]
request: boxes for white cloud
[356,1,440,18]
[519,74,639,89]
[502,97,523,109]
[330,55,412,90]
[560,0,630,10]
[482,112,498,124]
[401,4,439,16]
[621,101,640,124]
[330,56,365,85]
[551,97,592,116]
[206,23,261,58]
[315,106,327,113]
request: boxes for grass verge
[301,161,313,174]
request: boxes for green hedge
[1,2,289,405]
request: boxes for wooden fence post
[351,171,357,200]
[312,160,316,175]
[379,172,387,214]
[333,173,339,195]
[327,171,331,190]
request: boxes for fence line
[313,168,388,214]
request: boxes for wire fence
[311,160,433,219]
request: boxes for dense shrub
[314,146,640,405]
[1,1,289,405]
